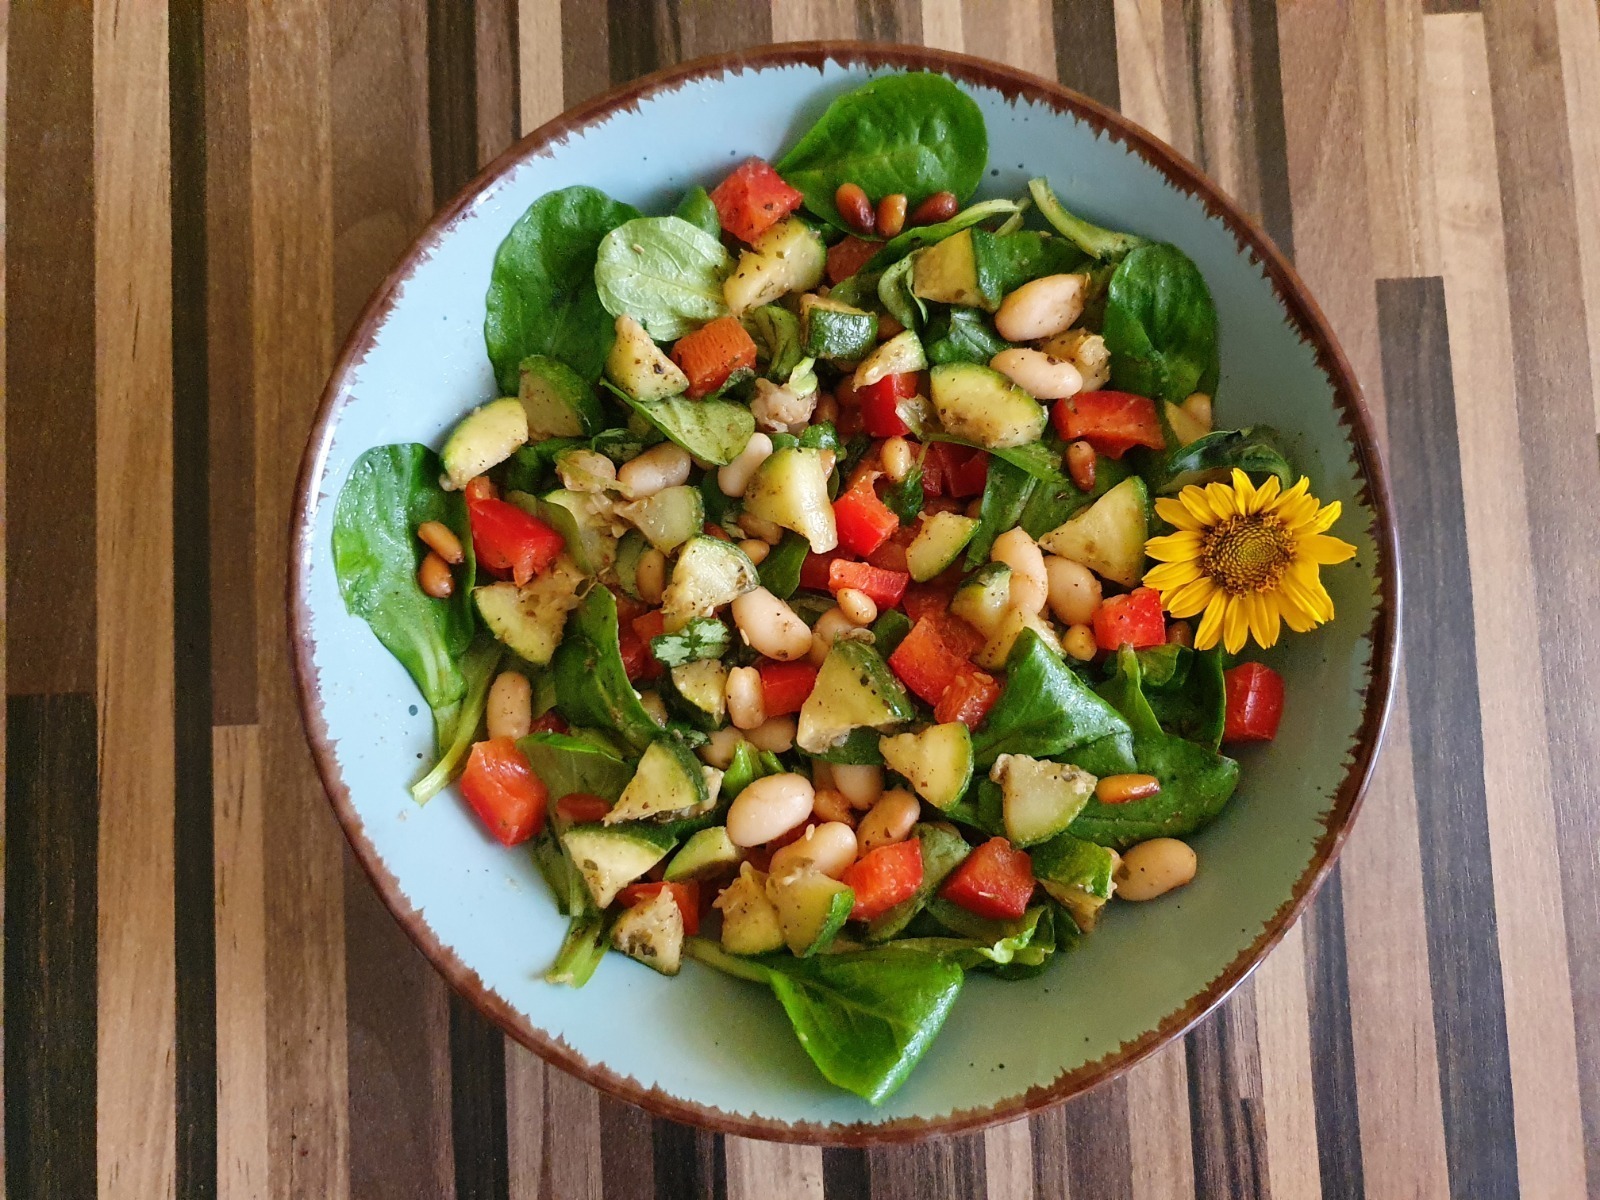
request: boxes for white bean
[837,587,878,626]
[485,671,532,741]
[831,763,884,810]
[746,715,797,753]
[618,442,691,498]
[725,666,766,730]
[1116,838,1197,901]
[857,789,921,853]
[732,587,813,661]
[1063,623,1098,662]
[737,511,784,544]
[718,432,774,497]
[699,724,746,770]
[1039,328,1110,391]
[991,528,1048,615]
[1181,391,1213,432]
[769,821,859,880]
[881,436,913,482]
[994,273,1087,342]
[989,347,1084,400]
[635,547,667,606]
[1045,555,1103,626]
[808,607,855,665]
[726,773,815,847]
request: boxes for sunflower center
[1201,515,1294,595]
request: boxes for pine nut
[809,607,855,665]
[486,671,533,741]
[1168,620,1193,648]
[834,182,876,234]
[726,773,815,847]
[637,690,669,726]
[857,789,921,853]
[418,552,454,598]
[717,432,774,497]
[1066,440,1097,492]
[417,520,464,565]
[635,547,667,605]
[1181,391,1213,432]
[618,442,691,498]
[731,587,813,661]
[769,821,858,880]
[837,587,878,626]
[1063,623,1098,662]
[877,313,905,341]
[1096,773,1162,804]
[699,724,746,770]
[989,347,1084,400]
[881,436,913,483]
[876,193,908,238]
[746,715,797,753]
[990,528,1048,615]
[1116,838,1197,901]
[810,759,834,790]
[831,763,884,810]
[463,475,498,502]
[908,190,959,227]
[810,788,858,827]
[1045,556,1102,626]
[966,496,984,519]
[738,538,771,565]
[726,666,767,730]
[737,511,784,544]
[994,274,1087,342]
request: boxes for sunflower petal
[1145,560,1203,592]
[1282,600,1318,633]
[1247,474,1282,515]
[1145,530,1204,562]
[1195,590,1229,650]
[1299,533,1357,565]
[1247,593,1281,648]
[1154,497,1205,532]
[1165,576,1218,618]
[1205,480,1239,519]
[1222,597,1250,654]
[1179,486,1218,526]
[1283,561,1335,622]
[1231,469,1257,511]
[1306,500,1344,535]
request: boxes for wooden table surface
[6,1,1600,1197]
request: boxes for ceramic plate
[291,44,1398,1143]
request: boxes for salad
[331,73,1356,1104]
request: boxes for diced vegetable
[1163,399,1210,448]
[555,793,613,826]
[974,605,1063,671]
[467,494,566,586]
[854,331,928,390]
[843,841,925,922]
[906,511,979,581]
[934,670,1001,727]
[605,736,711,823]
[990,752,1096,846]
[1030,832,1119,932]
[759,660,820,718]
[828,559,910,608]
[471,555,585,666]
[939,837,1035,920]
[1092,587,1167,651]
[912,228,985,308]
[716,864,786,954]
[879,723,974,810]
[827,235,879,283]
[618,880,701,937]
[770,871,855,956]
[929,362,1047,450]
[671,316,758,398]
[833,475,900,557]
[1037,475,1150,588]
[533,489,616,576]
[459,737,548,846]
[888,616,972,706]
[709,158,804,244]
[665,826,742,882]
[664,658,728,729]
[560,822,678,908]
[745,447,839,554]
[1051,391,1166,458]
[949,562,1014,638]
[1223,662,1285,742]
[724,217,827,316]
[519,356,602,439]
[661,535,761,631]
[857,371,918,437]
[605,314,689,401]
[617,484,704,554]
[797,640,916,754]
[612,886,686,974]
[442,397,530,489]
[802,294,878,361]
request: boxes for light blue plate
[292,45,1397,1142]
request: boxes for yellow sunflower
[1143,469,1357,653]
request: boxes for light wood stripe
[726,1138,826,1200]
[517,0,563,132]
[1125,1045,1196,1200]
[0,0,10,1184]
[93,1,177,1195]
[1356,0,1439,278]
[1552,0,1600,434]
[1112,0,1188,150]
[981,1119,1032,1200]
[1427,14,1587,1197]
[919,0,963,52]
[476,0,519,165]
[959,0,1054,78]
[1252,923,1321,1200]
[769,0,855,41]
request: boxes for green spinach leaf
[595,215,735,341]
[546,907,615,987]
[1103,242,1219,405]
[926,306,1012,366]
[877,254,926,332]
[1137,645,1226,749]
[916,899,1049,966]
[869,608,913,657]
[549,587,661,752]
[1018,453,1133,539]
[976,230,1088,305]
[601,382,755,467]
[485,186,641,391]
[675,185,720,239]
[411,640,502,804]
[864,198,1021,272]
[1028,177,1148,262]
[776,74,988,232]
[883,463,925,523]
[826,269,884,313]
[332,444,476,741]
[966,456,1036,566]
[972,629,1135,769]
[758,532,809,599]
[1160,427,1294,494]
[519,730,636,801]
[743,305,805,380]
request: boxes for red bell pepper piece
[934,670,1002,727]
[619,611,664,682]
[1092,587,1167,651]
[901,582,956,624]
[708,157,803,243]
[554,792,613,826]
[528,711,569,735]
[888,617,973,706]
[670,316,758,398]
[842,840,924,922]
[758,660,819,718]
[800,549,848,591]
[940,837,1035,920]
[926,443,989,497]
[828,559,910,608]
[467,496,566,586]
[1223,662,1285,742]
[827,235,879,283]
[459,738,548,846]
[1051,391,1167,459]
[833,476,900,557]
[857,372,918,437]
[618,880,702,936]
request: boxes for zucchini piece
[1037,475,1150,588]
[605,737,711,824]
[616,483,703,554]
[878,723,974,811]
[612,887,684,974]
[664,659,728,731]
[929,362,1047,450]
[906,511,979,582]
[613,529,648,599]
[664,825,741,882]
[853,329,928,390]
[661,535,760,631]
[974,605,1064,670]
[441,396,529,489]
[1163,399,1210,447]
[991,753,1097,847]
[1031,832,1120,932]
[471,556,585,666]
[801,294,877,361]
[950,562,1014,638]
[605,314,688,401]
[519,355,602,438]
[768,871,855,957]
[560,822,677,908]
[797,640,916,754]
[743,446,839,553]
[715,864,786,955]
[723,217,826,316]
[529,489,617,575]
[912,228,986,309]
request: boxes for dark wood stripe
[4,1,96,696]
[170,2,220,1196]
[1380,274,1520,1200]
[868,1136,986,1200]
[562,0,611,107]
[1303,868,1366,1199]
[1034,1079,1133,1200]
[475,0,521,165]
[601,1094,656,1200]
[859,0,923,42]
[1423,0,1480,13]
[1051,0,1120,109]
[651,1118,727,1200]
[4,695,98,1199]
[428,0,481,209]
[1241,0,1295,258]
[201,0,257,725]
[450,991,512,1200]
[1185,999,1268,1200]
[822,1148,872,1200]
[1482,5,1600,1190]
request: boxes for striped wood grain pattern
[5,2,1598,1198]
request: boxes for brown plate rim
[289,40,1400,1145]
